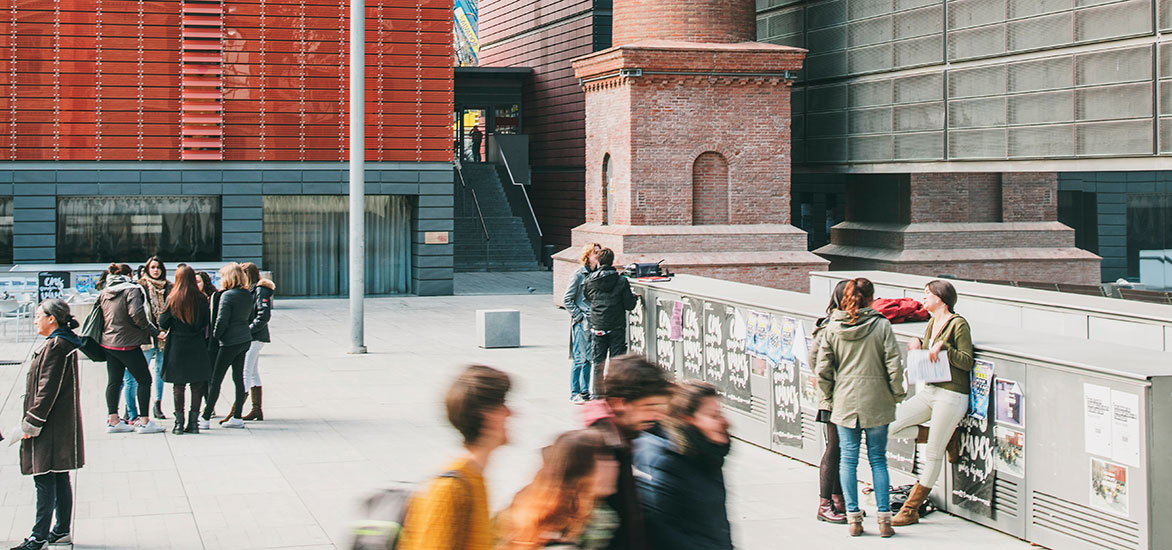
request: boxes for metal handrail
[498,145,543,237]
[454,159,490,242]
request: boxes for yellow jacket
[399,456,492,550]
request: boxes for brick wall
[613,0,755,46]
[692,152,729,224]
[1002,172,1058,222]
[908,173,1001,223]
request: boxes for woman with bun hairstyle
[200,263,253,429]
[815,277,905,538]
[158,265,213,435]
[97,263,164,434]
[12,299,84,550]
[888,279,974,527]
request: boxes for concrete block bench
[476,309,520,348]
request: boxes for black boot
[153,400,167,420]
[185,415,200,434]
[172,411,185,435]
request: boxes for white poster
[1083,384,1112,457]
[1111,390,1140,467]
[792,320,809,368]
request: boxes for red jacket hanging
[871,298,930,324]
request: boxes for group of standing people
[96,260,275,435]
[563,244,638,403]
[812,277,974,537]
[400,354,734,550]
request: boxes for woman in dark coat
[633,381,732,550]
[14,299,84,550]
[201,263,254,429]
[159,265,213,435]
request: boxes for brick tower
[552,0,827,294]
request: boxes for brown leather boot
[892,483,931,526]
[847,511,864,537]
[877,511,895,538]
[915,425,930,444]
[241,387,263,421]
[946,428,963,463]
[817,498,846,524]
[219,403,239,424]
[831,494,847,515]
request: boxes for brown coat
[97,276,156,348]
[21,336,85,475]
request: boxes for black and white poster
[722,304,751,412]
[654,298,676,374]
[680,299,704,380]
[952,395,997,518]
[703,302,725,386]
[38,271,69,303]
[627,286,646,355]
[887,435,918,475]
[771,358,802,447]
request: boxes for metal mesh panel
[768,8,805,39]
[807,111,849,137]
[948,65,1008,98]
[1008,56,1074,92]
[1160,118,1172,152]
[1161,0,1172,32]
[894,102,945,130]
[807,0,848,30]
[806,84,848,112]
[1008,90,1075,124]
[849,107,894,133]
[1075,46,1153,86]
[1160,43,1172,78]
[849,0,894,21]
[849,16,894,47]
[848,43,895,73]
[897,0,944,10]
[807,137,848,162]
[949,128,1007,158]
[948,0,1008,29]
[807,52,849,80]
[1009,0,1075,18]
[808,25,848,52]
[1074,0,1152,42]
[1076,119,1153,156]
[849,135,895,160]
[849,79,895,107]
[949,97,1008,128]
[1009,124,1076,157]
[1007,12,1074,52]
[895,5,944,39]
[895,73,945,103]
[1161,82,1172,116]
[1076,83,1153,121]
[948,24,1008,60]
[895,35,945,67]
[894,131,945,159]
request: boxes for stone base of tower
[814,222,1102,285]
[552,223,828,302]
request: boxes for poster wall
[627,286,646,356]
[952,396,997,518]
[771,358,802,447]
[680,299,704,380]
[722,305,752,412]
[703,302,725,385]
[654,298,675,374]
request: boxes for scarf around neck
[141,276,167,322]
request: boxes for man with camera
[583,248,639,397]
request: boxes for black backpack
[350,471,466,550]
[78,302,106,362]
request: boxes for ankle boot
[847,511,864,537]
[817,498,846,524]
[877,511,895,538]
[892,483,930,526]
[241,387,263,421]
[185,415,200,434]
[172,412,185,435]
[915,425,930,444]
[831,494,847,515]
[219,403,239,424]
[153,400,167,420]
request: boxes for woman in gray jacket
[815,277,905,538]
[97,264,164,435]
[562,242,599,402]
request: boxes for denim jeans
[838,424,891,513]
[144,347,165,401]
[32,472,71,541]
[122,369,138,420]
[570,321,592,397]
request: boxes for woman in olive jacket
[14,299,84,549]
[815,278,905,538]
[159,265,213,435]
[200,263,254,429]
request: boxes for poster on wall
[798,364,818,411]
[771,357,802,447]
[654,298,675,374]
[969,359,994,419]
[994,378,1024,427]
[723,305,752,412]
[764,315,785,365]
[37,271,69,303]
[74,273,98,295]
[1110,390,1140,468]
[1083,383,1113,458]
[994,426,1025,478]
[680,299,704,380]
[670,301,684,341]
[627,286,646,356]
[1090,457,1129,516]
[887,436,918,475]
[952,395,996,518]
[703,302,725,385]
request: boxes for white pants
[243,341,264,388]
[890,385,969,488]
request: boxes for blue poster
[453,0,479,66]
[75,273,98,294]
[969,359,994,419]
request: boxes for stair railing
[454,159,490,242]
[497,145,543,238]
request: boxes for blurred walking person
[399,365,513,550]
[563,243,600,403]
[583,249,638,397]
[12,300,84,550]
[811,280,850,524]
[889,280,974,526]
[634,381,732,550]
[582,354,672,550]
[139,256,171,420]
[815,277,905,538]
[241,263,274,421]
[201,263,252,429]
[98,264,164,434]
[158,265,213,435]
[495,430,619,549]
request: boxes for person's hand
[21,433,31,440]
[928,342,944,362]
[907,339,922,351]
[158,332,167,342]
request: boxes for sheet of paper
[1111,390,1140,467]
[906,349,950,384]
[1084,383,1112,457]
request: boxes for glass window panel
[56,196,220,264]
[0,198,12,264]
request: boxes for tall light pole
[348,0,367,354]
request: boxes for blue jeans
[838,424,891,513]
[144,347,164,401]
[122,370,138,420]
[570,321,592,396]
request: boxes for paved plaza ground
[0,273,1034,549]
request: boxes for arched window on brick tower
[602,153,614,225]
[692,152,729,225]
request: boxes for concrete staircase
[454,163,543,272]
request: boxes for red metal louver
[180,0,225,161]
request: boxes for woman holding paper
[888,279,974,527]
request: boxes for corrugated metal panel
[1007,11,1073,52]
[894,130,944,159]
[1076,119,1153,156]
[849,79,895,107]
[949,128,1007,158]
[1009,124,1075,157]
[1074,0,1152,42]
[894,101,945,130]
[1008,56,1074,93]
[949,24,1007,61]
[949,96,1008,128]
[1076,82,1153,121]
[949,65,1008,98]
[994,477,1020,519]
[1009,90,1075,124]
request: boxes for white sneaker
[107,420,134,433]
[222,417,244,429]
[135,420,164,434]
[198,418,210,430]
